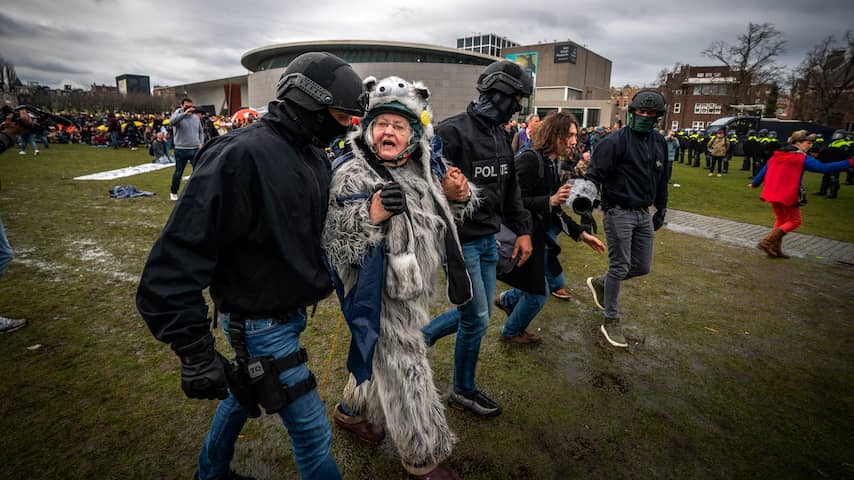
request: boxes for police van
[704,116,836,155]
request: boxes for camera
[565,178,599,215]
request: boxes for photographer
[495,112,604,345]
[0,107,33,333]
[168,98,204,201]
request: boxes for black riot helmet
[276,52,367,116]
[476,60,533,97]
[628,89,667,115]
[831,129,847,141]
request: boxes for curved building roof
[241,39,497,72]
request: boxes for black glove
[580,212,598,234]
[652,208,666,231]
[175,333,230,400]
[378,182,406,215]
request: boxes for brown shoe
[550,287,571,300]
[409,464,461,480]
[501,330,542,345]
[770,228,790,258]
[757,230,778,257]
[333,404,385,445]
[494,293,513,317]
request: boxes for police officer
[816,130,854,198]
[724,130,738,174]
[136,52,366,480]
[584,89,669,348]
[677,129,689,163]
[743,129,758,172]
[690,129,703,167]
[422,60,533,417]
[753,129,770,177]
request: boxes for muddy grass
[0,145,852,479]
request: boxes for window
[457,39,464,48]
[671,121,679,131]
[673,103,681,114]
[692,121,705,129]
[693,103,722,114]
[465,37,472,47]
[675,89,683,96]
[713,72,722,77]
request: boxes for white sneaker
[182,175,191,181]
[717,174,722,177]
[169,193,178,201]
[708,173,714,177]
[0,316,26,334]
[34,149,39,156]
[19,150,25,155]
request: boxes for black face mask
[280,101,349,147]
[474,92,521,124]
[307,110,348,147]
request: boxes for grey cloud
[2,0,854,89]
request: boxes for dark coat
[500,148,582,295]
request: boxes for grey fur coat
[323,128,475,469]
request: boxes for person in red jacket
[749,129,854,258]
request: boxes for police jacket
[436,103,531,241]
[136,102,333,351]
[586,127,669,212]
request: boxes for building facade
[241,40,497,122]
[155,75,248,116]
[502,41,613,128]
[115,74,151,96]
[660,64,773,132]
[456,33,519,57]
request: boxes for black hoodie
[136,102,333,351]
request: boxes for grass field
[0,145,852,479]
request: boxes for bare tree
[702,22,786,107]
[793,31,854,125]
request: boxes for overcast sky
[2,0,852,92]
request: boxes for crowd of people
[1,52,851,480]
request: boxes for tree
[702,22,786,107]
[764,83,779,117]
[792,31,854,126]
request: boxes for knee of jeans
[460,311,489,337]
[608,264,630,279]
[633,264,651,277]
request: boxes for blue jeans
[19,134,37,152]
[422,235,497,394]
[197,310,341,480]
[110,131,120,148]
[0,215,12,280]
[497,249,549,337]
[171,148,197,194]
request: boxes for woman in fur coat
[323,76,475,480]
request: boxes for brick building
[610,85,643,127]
[660,64,774,132]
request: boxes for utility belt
[224,314,316,418]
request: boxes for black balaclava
[280,100,348,147]
[474,91,521,124]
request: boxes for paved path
[664,209,854,264]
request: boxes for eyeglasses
[373,120,411,134]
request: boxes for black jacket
[500,148,583,295]
[136,102,333,351]
[436,103,531,241]
[586,127,668,212]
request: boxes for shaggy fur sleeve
[322,161,384,270]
